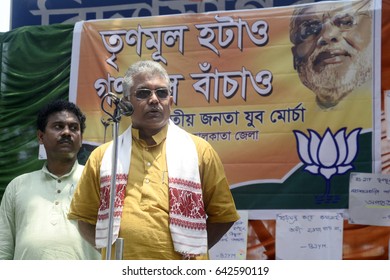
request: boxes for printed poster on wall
[69,0,381,211]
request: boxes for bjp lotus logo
[293,127,361,204]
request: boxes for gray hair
[122,60,170,98]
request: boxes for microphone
[107,92,134,117]
[117,99,134,116]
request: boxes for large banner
[69,0,381,212]
[11,0,324,29]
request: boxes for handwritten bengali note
[349,172,390,226]
[275,211,343,260]
[209,210,248,260]
[38,144,47,160]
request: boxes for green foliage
[0,24,74,200]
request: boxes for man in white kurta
[0,99,100,260]
[0,162,100,259]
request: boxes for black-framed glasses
[294,11,369,44]
[134,88,170,100]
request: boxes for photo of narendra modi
[289,0,372,109]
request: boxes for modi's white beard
[298,41,372,108]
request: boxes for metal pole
[105,119,119,260]
[115,238,124,260]
[100,92,133,260]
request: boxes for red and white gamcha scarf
[95,120,208,257]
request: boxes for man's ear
[291,46,298,70]
[169,95,174,107]
[37,130,44,144]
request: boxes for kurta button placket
[51,177,63,225]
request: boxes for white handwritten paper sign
[209,210,248,260]
[275,211,343,260]
[38,144,47,160]
[349,172,390,226]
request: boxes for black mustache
[58,138,73,144]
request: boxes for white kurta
[0,162,101,260]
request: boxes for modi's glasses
[134,88,170,100]
[293,10,369,44]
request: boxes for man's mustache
[310,42,356,66]
[58,137,73,144]
[148,106,162,112]
[313,49,352,67]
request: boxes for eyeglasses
[293,12,367,44]
[134,88,170,100]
